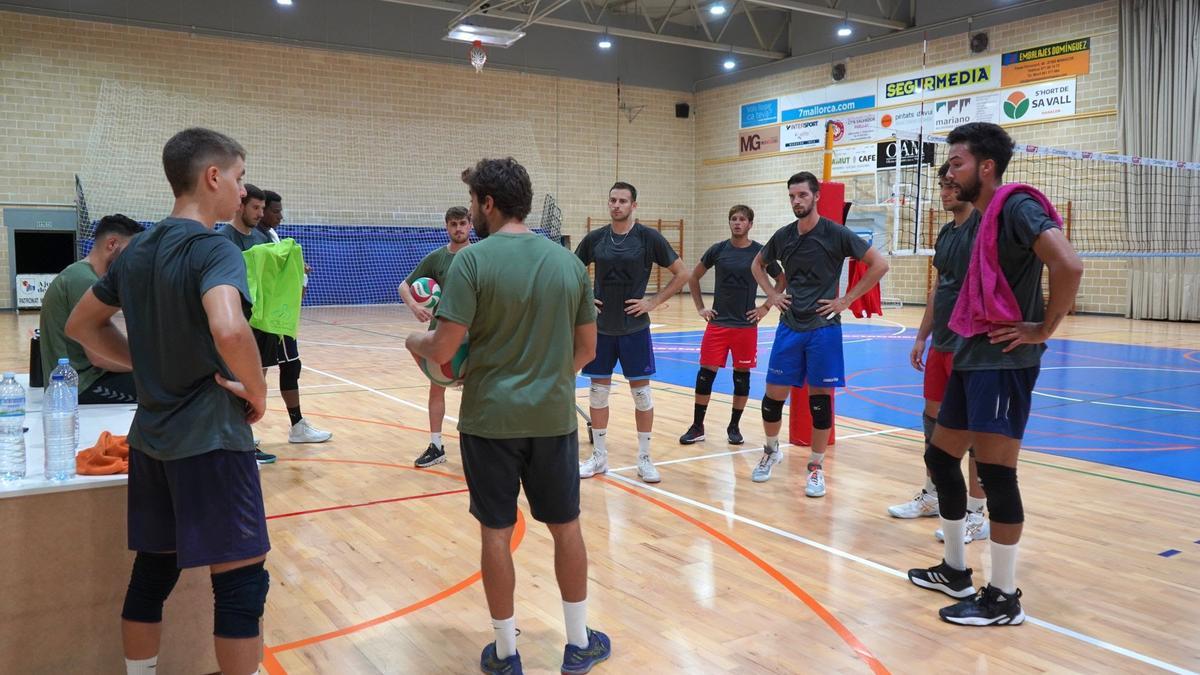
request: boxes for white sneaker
[751,447,783,483]
[805,464,826,498]
[288,418,332,443]
[888,490,939,518]
[936,511,990,544]
[579,451,608,479]
[636,454,661,483]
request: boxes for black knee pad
[279,359,301,391]
[732,370,751,397]
[212,561,270,639]
[924,444,966,520]
[695,368,717,396]
[809,394,832,430]
[761,396,785,423]
[122,552,181,624]
[976,462,1024,525]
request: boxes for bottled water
[0,373,26,481]
[43,373,77,481]
[52,357,80,446]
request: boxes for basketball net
[469,40,487,74]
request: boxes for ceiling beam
[380,0,788,58]
[742,0,906,30]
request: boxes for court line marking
[607,427,905,473]
[302,364,460,423]
[599,474,891,675]
[603,471,1196,675]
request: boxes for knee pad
[588,382,610,409]
[631,384,654,412]
[121,552,181,624]
[924,444,966,519]
[976,462,1024,524]
[761,396,785,423]
[695,368,717,396]
[212,561,270,639]
[809,394,832,430]
[278,359,301,391]
[732,370,751,397]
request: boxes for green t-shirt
[436,233,595,439]
[39,260,106,391]
[405,246,458,329]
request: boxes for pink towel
[949,184,1062,338]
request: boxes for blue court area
[631,323,1200,483]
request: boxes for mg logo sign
[739,127,780,155]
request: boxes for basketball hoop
[468,40,487,74]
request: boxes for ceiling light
[445,24,525,47]
[276,0,293,5]
[837,25,852,37]
[709,4,726,15]
[598,38,612,49]
[723,58,736,70]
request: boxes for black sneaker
[940,585,1025,626]
[679,424,705,445]
[255,449,277,465]
[908,560,976,599]
[414,443,446,468]
[726,426,744,444]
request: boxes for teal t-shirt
[436,233,595,439]
[38,260,105,390]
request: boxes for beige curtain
[1120,0,1200,320]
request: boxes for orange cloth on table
[76,431,130,475]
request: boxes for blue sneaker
[561,628,611,674]
[480,642,523,675]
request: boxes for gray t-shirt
[930,211,980,352]
[760,218,872,333]
[575,222,679,336]
[954,194,1060,371]
[92,218,255,461]
[217,223,272,251]
[701,240,779,328]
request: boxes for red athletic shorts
[923,348,955,402]
[699,324,758,369]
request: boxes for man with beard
[907,122,1082,626]
[679,204,783,446]
[399,206,472,467]
[749,171,888,494]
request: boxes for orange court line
[267,488,470,520]
[597,476,891,675]
[263,510,528,672]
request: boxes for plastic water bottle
[0,373,26,481]
[52,358,80,446]
[43,372,77,481]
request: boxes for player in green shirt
[397,206,471,468]
[407,158,610,675]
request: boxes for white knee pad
[631,384,654,412]
[589,382,611,409]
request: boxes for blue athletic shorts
[765,323,845,388]
[937,366,1040,440]
[582,327,656,380]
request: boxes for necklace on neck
[608,222,634,248]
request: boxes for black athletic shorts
[460,433,581,529]
[252,328,301,367]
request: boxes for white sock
[808,451,825,468]
[924,475,937,495]
[765,435,779,452]
[492,616,518,659]
[125,657,158,675]
[431,432,442,448]
[593,429,608,456]
[967,495,986,513]
[990,541,1019,594]
[637,431,651,458]
[563,599,588,648]
[941,518,967,570]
